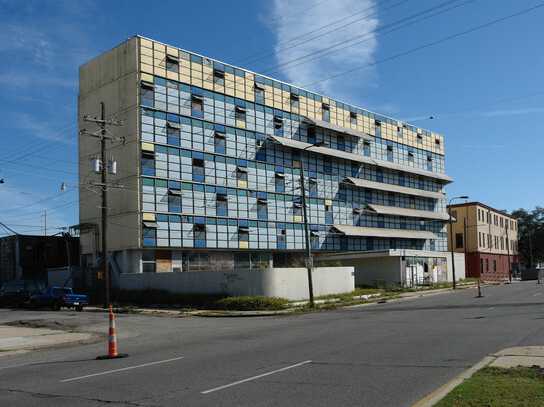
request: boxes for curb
[411,355,497,407]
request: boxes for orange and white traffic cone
[97,305,128,360]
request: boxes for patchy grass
[435,367,544,407]
[214,296,289,311]
[115,290,288,311]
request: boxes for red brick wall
[465,253,516,281]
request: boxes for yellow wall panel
[180,74,191,84]
[140,38,153,48]
[154,67,166,78]
[154,43,165,53]
[140,63,153,75]
[140,46,153,57]
[141,55,153,65]
[166,71,178,81]
[202,80,214,91]
[140,72,154,82]
[142,212,156,221]
[166,47,178,58]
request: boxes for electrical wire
[301,2,544,89]
[263,0,474,76]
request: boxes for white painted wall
[446,252,466,282]
[118,267,354,301]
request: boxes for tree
[511,207,544,268]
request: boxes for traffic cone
[97,305,128,360]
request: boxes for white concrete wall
[118,267,354,301]
[446,252,466,282]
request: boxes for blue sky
[0,0,542,235]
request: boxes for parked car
[29,286,89,311]
[0,280,45,307]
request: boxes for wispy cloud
[480,107,544,117]
[270,0,379,97]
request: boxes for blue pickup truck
[29,287,89,311]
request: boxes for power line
[263,0,474,76]
[241,0,403,66]
[301,2,544,89]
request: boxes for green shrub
[214,296,289,311]
[115,289,225,308]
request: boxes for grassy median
[435,366,544,407]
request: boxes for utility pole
[81,102,123,307]
[43,210,47,236]
[463,217,468,276]
[505,221,512,283]
[299,159,314,307]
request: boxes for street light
[448,195,469,289]
[300,141,326,307]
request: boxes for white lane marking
[533,293,542,296]
[201,360,312,394]
[60,356,185,383]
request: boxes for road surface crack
[0,387,158,406]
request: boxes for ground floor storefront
[465,253,519,281]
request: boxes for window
[194,224,206,248]
[451,210,457,221]
[493,259,497,272]
[417,133,423,143]
[277,229,287,249]
[407,151,414,162]
[426,156,433,171]
[216,193,228,216]
[386,145,393,162]
[397,126,403,138]
[485,258,489,271]
[351,163,359,177]
[275,172,285,193]
[480,258,483,274]
[293,202,303,218]
[324,206,333,224]
[257,198,268,220]
[375,120,381,138]
[238,226,249,243]
[350,111,357,125]
[191,95,203,118]
[363,140,371,157]
[213,69,225,86]
[141,151,155,176]
[273,115,283,136]
[167,122,181,146]
[290,92,299,108]
[307,126,316,144]
[254,83,265,104]
[435,138,441,146]
[310,231,320,250]
[323,158,332,175]
[455,233,464,249]
[168,185,182,213]
[308,178,318,197]
[142,251,156,273]
[479,232,482,247]
[337,136,345,151]
[398,172,405,186]
[235,104,246,122]
[322,103,330,122]
[192,158,205,182]
[214,131,226,154]
[143,227,156,247]
[236,166,248,186]
[166,56,179,73]
[141,82,154,107]
[376,168,383,183]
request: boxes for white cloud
[270,0,379,97]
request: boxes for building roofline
[447,201,517,219]
[134,35,441,138]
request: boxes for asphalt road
[1,281,543,407]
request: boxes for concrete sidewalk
[0,325,94,356]
[412,346,544,407]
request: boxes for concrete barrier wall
[118,267,354,301]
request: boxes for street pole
[82,102,123,307]
[100,102,110,308]
[299,159,314,307]
[448,208,457,289]
[463,217,468,278]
